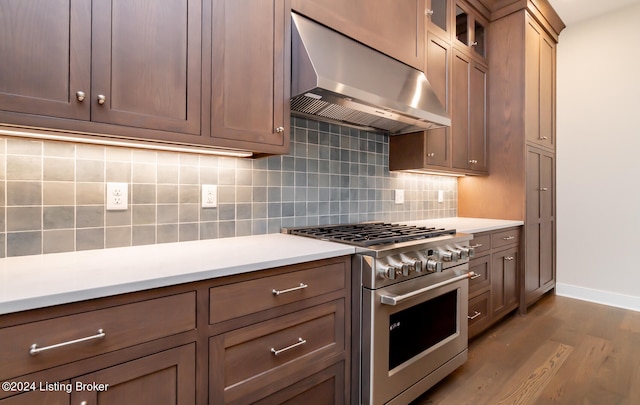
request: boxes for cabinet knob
[425,9,434,17]
[97,94,106,105]
[471,41,478,47]
[275,126,285,133]
[75,91,86,102]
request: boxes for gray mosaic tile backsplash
[0,118,457,257]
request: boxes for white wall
[556,3,640,311]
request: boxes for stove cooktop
[286,222,456,247]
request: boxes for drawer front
[210,260,346,324]
[470,233,491,255]
[492,228,520,249]
[0,292,196,380]
[468,291,490,338]
[469,254,490,295]
[213,300,344,403]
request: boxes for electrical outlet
[394,189,404,204]
[202,184,218,208]
[106,182,128,211]
[438,190,444,203]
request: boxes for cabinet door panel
[469,62,487,171]
[0,0,90,120]
[525,222,541,295]
[73,344,195,405]
[540,220,554,289]
[425,33,451,167]
[451,51,470,169]
[540,151,554,219]
[539,34,555,148]
[211,0,289,153]
[492,247,518,317]
[525,19,541,145]
[91,0,201,135]
[527,148,541,219]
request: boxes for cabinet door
[0,386,69,405]
[0,0,90,120]
[426,0,451,40]
[491,247,519,318]
[425,33,451,168]
[525,147,555,305]
[454,1,487,61]
[291,0,425,70]
[211,0,290,154]
[452,50,487,173]
[91,0,202,135]
[73,344,195,405]
[525,15,556,150]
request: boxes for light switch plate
[394,189,404,204]
[202,184,218,208]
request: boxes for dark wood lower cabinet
[468,227,521,339]
[0,256,351,405]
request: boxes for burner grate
[289,222,456,247]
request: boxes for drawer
[0,292,196,381]
[212,300,344,403]
[210,260,346,324]
[492,228,520,249]
[469,255,490,295]
[468,291,490,338]
[470,233,491,255]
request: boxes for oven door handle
[380,272,475,306]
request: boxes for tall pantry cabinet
[458,0,564,312]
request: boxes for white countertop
[0,234,354,315]
[401,217,523,234]
[0,217,522,316]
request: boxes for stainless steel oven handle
[380,272,475,306]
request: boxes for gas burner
[287,222,456,247]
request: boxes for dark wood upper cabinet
[426,0,451,39]
[525,15,556,150]
[454,1,488,61]
[291,0,425,70]
[452,49,487,173]
[210,0,290,155]
[91,0,202,136]
[0,0,91,120]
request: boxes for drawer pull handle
[504,256,515,261]
[502,236,515,241]
[539,187,549,191]
[471,243,483,248]
[470,273,482,280]
[468,311,482,320]
[272,283,308,296]
[29,329,105,356]
[271,337,306,356]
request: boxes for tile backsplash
[0,118,456,257]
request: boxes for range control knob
[401,262,412,276]
[459,246,475,258]
[452,248,467,260]
[412,259,424,273]
[425,259,443,273]
[441,250,460,262]
[378,265,400,280]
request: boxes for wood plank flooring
[411,293,640,404]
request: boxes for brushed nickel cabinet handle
[275,126,285,133]
[470,273,482,280]
[425,9,434,17]
[468,311,481,320]
[272,283,308,296]
[468,159,478,164]
[502,236,515,241]
[504,256,515,261]
[471,41,478,47]
[427,152,435,157]
[76,91,86,102]
[271,337,306,356]
[30,329,105,355]
[97,94,106,105]
[471,243,483,248]
[539,136,549,140]
[539,187,549,191]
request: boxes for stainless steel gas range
[285,222,476,405]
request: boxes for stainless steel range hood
[291,13,450,135]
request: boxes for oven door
[362,267,471,405]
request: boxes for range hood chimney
[290,13,450,135]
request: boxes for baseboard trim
[556,283,640,312]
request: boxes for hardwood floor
[411,293,640,404]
